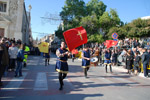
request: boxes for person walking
[45,47,51,66]
[104,49,112,73]
[82,46,91,78]
[55,41,70,90]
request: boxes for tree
[88,34,104,43]
[86,0,107,18]
[80,13,99,35]
[60,0,86,28]
[99,9,121,37]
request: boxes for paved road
[0,53,150,100]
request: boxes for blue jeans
[15,61,23,76]
[143,63,148,77]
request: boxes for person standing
[23,43,30,67]
[126,49,134,74]
[0,37,9,86]
[8,41,18,71]
[82,46,91,78]
[55,41,70,90]
[133,52,141,75]
[141,48,150,78]
[15,43,24,77]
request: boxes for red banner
[105,40,118,48]
[63,26,87,51]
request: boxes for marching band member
[81,46,91,78]
[55,41,70,90]
[104,49,112,73]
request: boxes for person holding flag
[55,41,71,90]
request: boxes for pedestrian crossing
[34,72,48,90]
[0,69,150,92]
[1,72,28,91]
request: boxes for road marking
[34,72,48,90]
[1,72,27,91]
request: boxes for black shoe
[59,86,63,90]
[14,75,18,77]
[19,75,23,77]
[0,82,3,87]
[24,63,26,67]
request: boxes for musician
[82,46,91,78]
[55,41,70,90]
[104,49,112,73]
[92,46,99,66]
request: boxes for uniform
[55,48,69,73]
[82,49,90,77]
[104,51,112,73]
[55,47,70,90]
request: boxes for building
[141,16,150,20]
[0,0,32,45]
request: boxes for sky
[24,0,150,39]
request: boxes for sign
[112,33,118,39]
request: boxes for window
[0,1,7,12]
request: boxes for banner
[38,42,49,53]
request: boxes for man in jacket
[142,48,150,77]
[0,37,9,86]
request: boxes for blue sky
[24,0,150,39]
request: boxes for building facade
[0,0,32,45]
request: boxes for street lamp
[28,5,32,12]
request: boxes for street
[0,53,150,100]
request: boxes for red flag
[63,26,88,51]
[71,49,79,54]
[105,40,118,48]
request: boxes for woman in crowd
[133,51,141,75]
[15,43,25,77]
[126,49,134,74]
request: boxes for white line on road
[34,72,48,90]
[1,72,28,91]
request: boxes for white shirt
[8,46,18,59]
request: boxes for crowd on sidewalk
[0,36,30,87]
[84,37,150,78]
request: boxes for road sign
[112,33,118,39]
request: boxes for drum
[90,57,98,63]
[90,57,98,66]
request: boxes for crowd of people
[0,36,31,87]
[83,37,150,78]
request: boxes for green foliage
[88,34,104,43]
[86,0,107,18]
[56,0,150,42]
[99,9,121,34]
[80,13,99,35]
